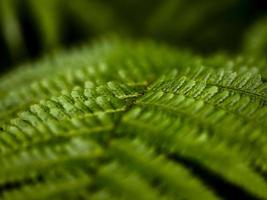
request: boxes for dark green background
[1,0,267,72]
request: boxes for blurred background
[1,0,267,73]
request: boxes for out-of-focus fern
[0,39,267,200]
[0,0,118,68]
[145,0,251,52]
[243,16,267,56]
[0,0,262,68]
[242,16,267,79]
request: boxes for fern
[0,0,261,68]
[243,16,267,56]
[0,39,267,200]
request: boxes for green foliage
[243,16,267,56]
[145,0,250,51]
[0,38,267,199]
[0,0,263,67]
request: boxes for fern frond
[96,163,166,200]
[119,108,267,199]
[0,39,191,124]
[2,170,93,200]
[0,39,267,200]
[0,81,140,154]
[109,138,218,200]
[136,74,267,172]
[0,138,102,185]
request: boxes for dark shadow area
[0,0,267,73]
[168,153,261,200]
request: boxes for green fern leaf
[0,39,267,200]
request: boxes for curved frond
[0,39,267,200]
